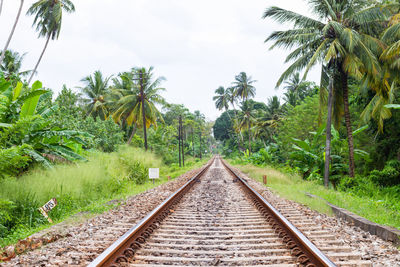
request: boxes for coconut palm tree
[232,72,256,103]
[266,96,282,119]
[284,73,302,92]
[26,0,75,84]
[361,12,400,132]
[282,73,314,107]
[0,50,32,79]
[213,86,230,113]
[226,86,238,111]
[238,101,257,155]
[79,70,111,119]
[112,67,166,150]
[0,0,24,65]
[263,0,390,177]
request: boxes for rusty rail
[220,158,336,267]
[88,157,215,267]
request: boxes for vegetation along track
[90,156,372,267]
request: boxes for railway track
[90,156,372,267]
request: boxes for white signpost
[149,168,159,184]
[38,198,57,223]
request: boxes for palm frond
[263,6,325,29]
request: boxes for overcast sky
[0,0,320,120]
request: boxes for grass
[0,145,209,247]
[230,162,400,229]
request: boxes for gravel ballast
[0,162,210,266]
[229,164,400,267]
[1,159,399,266]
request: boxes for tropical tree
[79,70,111,119]
[194,110,206,158]
[0,79,89,169]
[238,101,257,154]
[26,0,75,84]
[266,96,282,119]
[232,72,256,103]
[253,112,272,147]
[263,0,391,177]
[213,86,230,113]
[0,0,24,65]
[112,67,166,149]
[360,10,400,132]
[283,73,316,107]
[0,50,32,79]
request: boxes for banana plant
[0,78,92,170]
[289,124,368,180]
[385,104,400,109]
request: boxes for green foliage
[368,160,400,186]
[232,162,400,229]
[0,145,32,178]
[121,159,147,185]
[278,94,323,152]
[213,110,234,141]
[78,117,123,152]
[49,86,123,153]
[27,0,76,40]
[0,199,16,238]
[0,78,90,173]
[385,104,400,109]
[0,147,209,246]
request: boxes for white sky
[0,0,320,120]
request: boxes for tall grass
[231,163,400,229]
[0,146,208,247]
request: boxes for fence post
[263,175,267,185]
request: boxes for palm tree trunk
[139,71,148,151]
[199,132,202,159]
[28,34,50,85]
[182,126,185,167]
[178,119,181,167]
[231,102,242,151]
[127,124,137,145]
[324,76,334,188]
[0,0,24,65]
[341,70,355,177]
[192,127,195,157]
[0,0,3,16]
[248,119,251,155]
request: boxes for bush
[127,161,147,185]
[0,145,32,178]
[0,146,166,246]
[386,159,400,170]
[0,199,15,238]
[368,160,400,186]
[337,175,362,191]
[78,117,124,152]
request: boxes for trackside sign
[38,198,58,223]
[149,168,159,179]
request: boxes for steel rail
[220,158,336,267]
[88,157,215,267]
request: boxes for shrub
[337,175,362,191]
[369,166,400,186]
[0,145,32,178]
[386,160,400,170]
[128,162,147,185]
[367,160,400,186]
[119,157,148,185]
[78,117,124,152]
[0,199,15,238]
